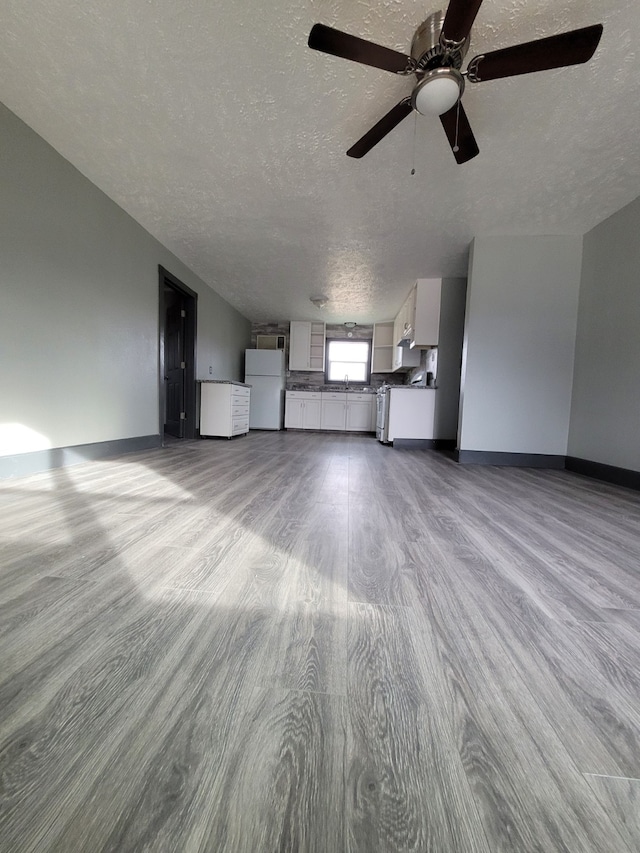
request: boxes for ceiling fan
[308,1,603,163]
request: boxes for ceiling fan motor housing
[410,12,469,115]
[411,10,469,71]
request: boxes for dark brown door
[164,288,185,438]
[159,267,197,442]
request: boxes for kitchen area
[200,277,467,449]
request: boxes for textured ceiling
[1,0,639,322]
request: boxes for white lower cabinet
[345,398,373,432]
[286,390,375,432]
[284,398,304,429]
[200,382,250,438]
[286,391,374,432]
[320,392,374,432]
[320,394,347,430]
[284,391,321,429]
[387,388,436,441]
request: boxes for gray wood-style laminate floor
[1,431,640,852]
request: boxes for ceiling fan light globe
[412,68,464,116]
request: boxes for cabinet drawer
[286,391,321,400]
[321,392,346,401]
[232,417,249,435]
[232,403,250,417]
[232,386,250,399]
[347,393,372,403]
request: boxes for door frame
[158,266,198,442]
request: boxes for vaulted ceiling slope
[1,1,639,322]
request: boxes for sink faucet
[344,374,349,390]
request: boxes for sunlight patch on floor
[65,459,194,501]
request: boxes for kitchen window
[325,339,371,384]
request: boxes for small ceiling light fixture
[411,67,464,116]
[310,295,329,309]
[344,321,357,328]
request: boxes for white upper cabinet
[393,279,442,352]
[289,321,326,371]
[390,279,442,370]
[393,288,415,347]
[371,322,394,373]
[391,296,421,372]
[413,279,442,348]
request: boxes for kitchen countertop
[388,385,437,390]
[198,379,252,387]
[286,385,377,394]
[286,384,436,393]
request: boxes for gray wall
[459,236,583,455]
[0,103,250,458]
[568,196,640,472]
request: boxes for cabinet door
[321,399,346,431]
[413,279,442,346]
[303,398,322,429]
[345,399,372,432]
[289,321,311,370]
[392,315,403,371]
[405,286,417,343]
[399,293,410,341]
[200,384,232,437]
[284,398,304,428]
[392,290,416,371]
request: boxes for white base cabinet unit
[387,388,436,441]
[288,321,326,371]
[284,391,322,429]
[346,397,374,432]
[200,381,250,438]
[320,392,375,432]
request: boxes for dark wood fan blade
[308,23,411,74]
[441,0,484,44]
[440,101,479,164]
[468,24,603,82]
[347,100,413,158]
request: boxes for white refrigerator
[244,349,285,430]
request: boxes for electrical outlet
[209,366,212,374]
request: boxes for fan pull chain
[453,98,461,153]
[411,111,417,175]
